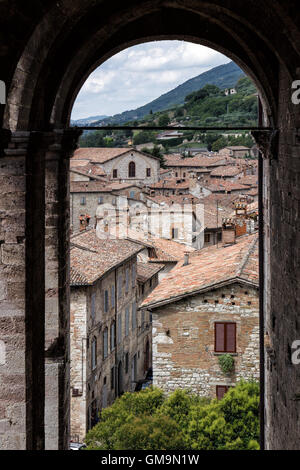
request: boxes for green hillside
[92,61,244,125]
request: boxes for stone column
[44,129,81,450]
[0,130,27,449]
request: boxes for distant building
[71,147,160,184]
[142,232,259,399]
[219,146,251,158]
[70,230,153,442]
[224,88,237,96]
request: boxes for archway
[1,0,300,451]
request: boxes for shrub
[218,354,235,374]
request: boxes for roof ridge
[236,235,258,279]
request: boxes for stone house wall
[98,150,160,184]
[70,255,152,442]
[151,283,259,397]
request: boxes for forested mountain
[83,61,244,126]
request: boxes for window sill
[213,352,238,356]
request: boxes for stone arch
[3,0,300,131]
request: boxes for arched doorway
[1,0,300,451]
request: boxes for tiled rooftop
[72,147,131,163]
[137,262,164,283]
[70,229,142,286]
[209,165,243,177]
[149,178,190,189]
[142,233,258,308]
[149,237,195,263]
[163,154,227,168]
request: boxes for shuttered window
[125,269,129,293]
[125,307,129,337]
[103,328,108,359]
[110,321,116,351]
[216,385,230,400]
[132,302,136,330]
[91,337,97,370]
[91,293,96,322]
[214,322,236,353]
[117,314,122,344]
[111,285,115,308]
[104,290,109,313]
[132,264,136,287]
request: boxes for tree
[211,136,228,152]
[85,381,259,451]
[158,114,170,127]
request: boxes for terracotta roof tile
[137,262,164,282]
[142,233,258,308]
[149,237,195,262]
[70,229,142,286]
[72,147,131,163]
[164,154,227,168]
[209,165,243,177]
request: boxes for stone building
[142,233,259,399]
[70,229,152,442]
[72,147,160,184]
[163,154,232,179]
[1,0,300,452]
[219,146,251,158]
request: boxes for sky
[71,41,231,120]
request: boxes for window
[217,231,222,241]
[110,321,116,351]
[98,196,103,204]
[113,169,118,178]
[171,227,178,239]
[129,191,135,198]
[111,285,115,308]
[91,293,96,322]
[104,290,109,313]
[131,354,137,383]
[216,385,230,400]
[80,197,86,205]
[128,161,136,177]
[125,352,129,374]
[125,268,129,293]
[215,322,236,353]
[103,327,108,359]
[91,337,97,370]
[125,307,129,337]
[183,172,186,177]
[111,367,115,390]
[117,314,122,344]
[141,310,145,331]
[146,168,151,177]
[204,233,211,243]
[132,302,136,330]
[118,274,122,298]
[132,264,136,287]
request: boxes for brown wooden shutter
[216,385,229,400]
[215,323,225,352]
[226,323,236,352]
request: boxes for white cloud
[71,40,231,120]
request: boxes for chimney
[222,218,236,245]
[183,252,190,266]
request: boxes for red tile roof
[164,154,227,168]
[209,165,243,177]
[149,178,190,190]
[72,147,131,163]
[149,237,195,263]
[137,262,164,283]
[142,233,258,308]
[70,229,142,286]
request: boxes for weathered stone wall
[70,254,152,442]
[0,131,27,449]
[152,283,259,397]
[264,66,300,450]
